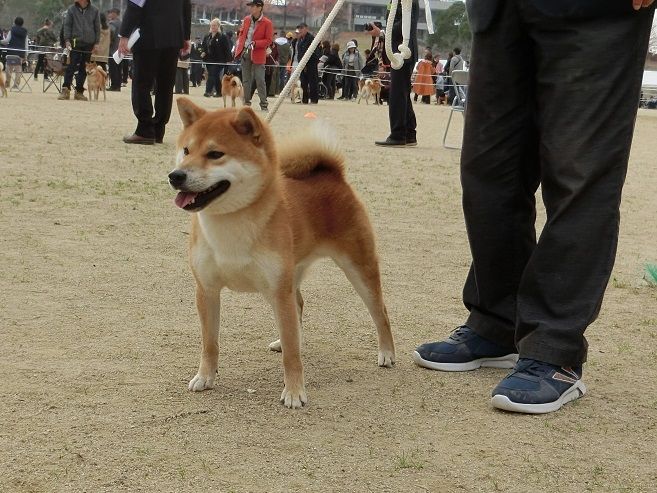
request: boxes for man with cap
[234,0,273,111]
[294,22,319,104]
[276,31,292,92]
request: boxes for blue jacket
[467,0,637,33]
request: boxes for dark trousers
[131,48,178,140]
[175,67,189,94]
[323,71,336,99]
[190,62,203,86]
[108,58,122,89]
[121,59,129,83]
[341,71,357,99]
[300,61,319,103]
[34,53,46,77]
[205,64,223,96]
[387,60,416,141]
[63,47,92,92]
[461,1,655,367]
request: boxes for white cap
[346,41,356,49]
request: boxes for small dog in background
[357,78,382,105]
[0,62,7,98]
[221,73,243,108]
[290,79,302,103]
[85,62,107,102]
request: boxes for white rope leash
[265,0,347,123]
[385,0,433,71]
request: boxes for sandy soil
[1,83,656,493]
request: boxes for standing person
[412,53,435,104]
[33,19,57,81]
[374,0,418,146]
[58,1,100,101]
[234,0,273,112]
[322,42,342,99]
[295,23,319,104]
[91,12,110,71]
[201,19,231,98]
[175,51,190,94]
[119,0,191,145]
[189,36,203,87]
[0,17,28,90]
[276,32,292,91]
[339,41,361,100]
[447,47,464,103]
[414,0,656,414]
[107,8,122,91]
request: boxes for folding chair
[6,55,32,93]
[43,54,66,94]
[442,69,469,150]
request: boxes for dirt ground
[1,83,656,493]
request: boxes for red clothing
[234,14,273,65]
[412,59,435,96]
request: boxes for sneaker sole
[412,351,519,372]
[490,381,587,414]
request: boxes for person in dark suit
[374,0,419,147]
[119,0,191,145]
[414,0,656,414]
[295,23,320,104]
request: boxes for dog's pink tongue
[174,192,197,209]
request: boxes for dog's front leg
[273,287,307,408]
[188,284,220,391]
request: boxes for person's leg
[108,58,120,89]
[308,62,319,103]
[513,4,656,367]
[121,60,129,84]
[205,64,216,95]
[131,49,159,139]
[254,63,267,109]
[386,60,415,141]
[74,50,91,93]
[152,47,178,142]
[300,69,309,103]
[62,50,81,89]
[215,66,224,96]
[241,57,254,106]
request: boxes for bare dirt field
[1,84,656,493]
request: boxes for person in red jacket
[234,0,273,111]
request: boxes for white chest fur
[193,213,282,294]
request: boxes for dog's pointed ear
[232,107,262,143]
[177,97,206,128]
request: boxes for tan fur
[85,62,107,102]
[357,78,382,105]
[0,62,7,98]
[221,74,243,108]
[290,79,302,103]
[171,98,395,409]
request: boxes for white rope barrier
[265,0,347,122]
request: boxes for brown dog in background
[221,73,243,108]
[0,62,7,98]
[85,62,107,102]
[168,98,395,408]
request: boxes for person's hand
[92,44,99,54]
[369,24,381,38]
[633,0,655,9]
[65,40,71,50]
[200,52,206,58]
[181,39,191,56]
[118,36,130,56]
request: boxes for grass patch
[394,449,425,471]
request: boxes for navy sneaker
[413,326,518,372]
[491,358,586,414]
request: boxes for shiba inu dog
[85,62,107,102]
[168,98,395,408]
[0,62,7,98]
[221,73,243,108]
[357,78,382,105]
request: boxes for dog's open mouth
[174,180,231,211]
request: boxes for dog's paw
[268,339,282,352]
[280,385,308,409]
[378,350,396,368]
[188,372,216,392]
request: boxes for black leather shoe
[123,134,155,145]
[374,137,406,147]
[406,137,417,147]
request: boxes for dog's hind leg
[188,283,221,392]
[332,244,395,368]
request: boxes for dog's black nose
[168,170,187,187]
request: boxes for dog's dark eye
[206,151,224,160]
[183,147,189,155]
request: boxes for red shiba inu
[169,98,395,408]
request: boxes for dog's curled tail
[279,122,345,180]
